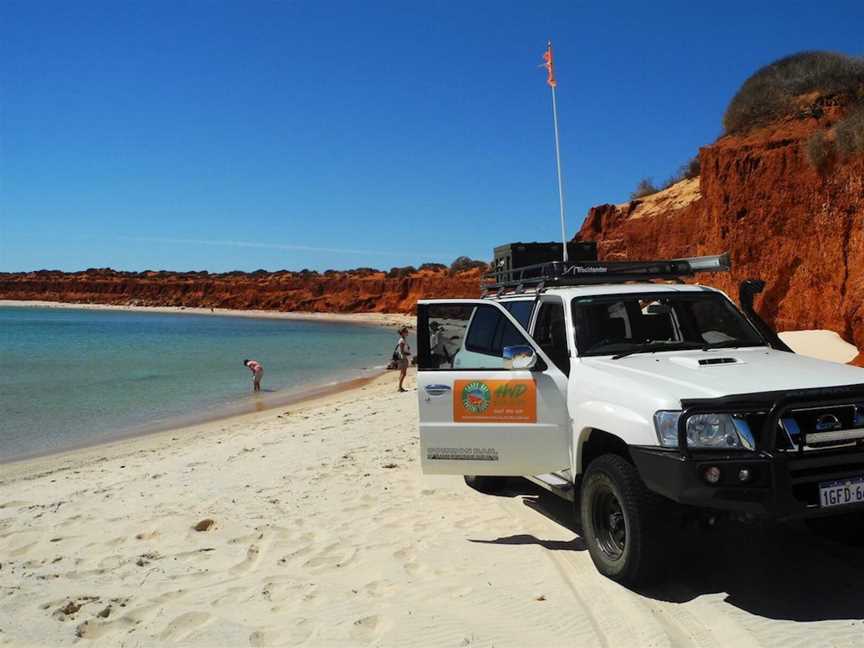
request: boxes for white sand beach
[3,370,864,647]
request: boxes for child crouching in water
[244,359,263,392]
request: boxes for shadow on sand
[466,477,864,623]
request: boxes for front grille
[774,404,864,453]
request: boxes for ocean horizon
[0,306,397,462]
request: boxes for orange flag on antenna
[543,43,557,88]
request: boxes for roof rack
[482,252,731,293]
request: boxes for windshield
[571,292,766,357]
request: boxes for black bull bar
[632,383,864,519]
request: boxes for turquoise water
[0,307,397,462]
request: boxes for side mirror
[503,345,538,370]
[646,303,671,315]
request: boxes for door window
[532,301,570,374]
[502,300,535,329]
[421,303,534,370]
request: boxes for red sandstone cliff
[576,106,863,362]
[0,267,482,315]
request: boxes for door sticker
[453,380,537,423]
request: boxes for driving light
[703,466,721,484]
[654,411,755,450]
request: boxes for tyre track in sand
[495,487,765,648]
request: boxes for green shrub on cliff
[803,105,864,172]
[836,106,864,159]
[724,51,864,134]
[805,131,833,174]
[387,266,417,279]
[449,257,489,275]
[630,178,660,199]
[676,155,701,180]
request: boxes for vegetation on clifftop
[723,51,864,134]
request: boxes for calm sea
[0,307,397,462]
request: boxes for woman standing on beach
[396,327,411,392]
[244,359,264,392]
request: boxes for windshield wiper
[610,341,709,360]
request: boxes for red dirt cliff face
[0,268,482,314]
[577,110,864,352]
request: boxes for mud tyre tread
[580,454,670,586]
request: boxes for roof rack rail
[483,252,731,291]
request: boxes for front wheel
[580,454,670,585]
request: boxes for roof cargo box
[493,241,597,281]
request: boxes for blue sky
[2,1,862,272]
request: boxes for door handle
[425,384,452,396]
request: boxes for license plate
[819,476,864,508]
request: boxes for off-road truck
[415,251,864,584]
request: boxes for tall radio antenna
[542,40,568,262]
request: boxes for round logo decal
[461,381,491,414]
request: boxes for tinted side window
[503,300,534,329]
[465,307,500,355]
[532,301,570,374]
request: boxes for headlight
[654,411,755,450]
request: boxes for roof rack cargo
[493,241,597,280]
[483,252,731,293]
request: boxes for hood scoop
[670,356,744,369]
[698,357,739,365]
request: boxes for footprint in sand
[249,618,314,645]
[350,614,389,642]
[277,544,314,565]
[9,541,39,557]
[302,543,358,572]
[158,611,213,641]
[0,500,31,509]
[393,545,427,576]
[362,579,397,598]
[209,585,250,607]
[75,616,136,641]
[229,543,263,575]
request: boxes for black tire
[464,475,508,494]
[580,454,670,585]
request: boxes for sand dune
[779,329,860,364]
[2,373,863,646]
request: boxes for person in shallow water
[243,359,264,392]
[395,327,411,392]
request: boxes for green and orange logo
[454,379,537,423]
[461,382,491,414]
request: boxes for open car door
[416,299,570,476]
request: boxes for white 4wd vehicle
[415,254,864,585]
